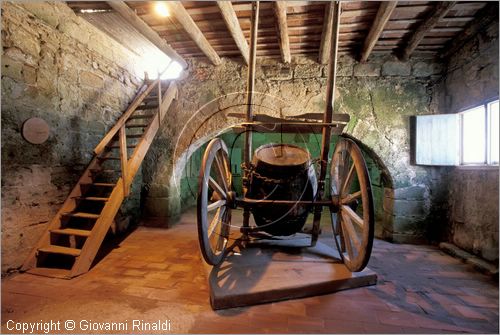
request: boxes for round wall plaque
[22,117,50,144]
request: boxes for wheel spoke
[216,211,228,251]
[342,190,362,205]
[341,210,361,251]
[208,207,225,237]
[209,176,226,199]
[341,164,355,194]
[213,152,229,192]
[207,199,226,212]
[342,205,364,228]
[341,217,355,260]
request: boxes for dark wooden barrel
[247,143,317,236]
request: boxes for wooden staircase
[21,77,178,279]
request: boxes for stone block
[392,215,424,234]
[58,19,90,45]
[392,185,426,200]
[337,63,354,77]
[79,71,104,88]
[4,47,37,67]
[382,61,411,76]
[2,56,24,81]
[20,3,61,28]
[23,64,37,85]
[393,199,426,216]
[262,65,292,80]
[412,61,443,77]
[353,63,380,77]
[294,64,321,79]
[10,26,40,58]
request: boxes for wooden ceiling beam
[441,2,498,60]
[360,1,397,62]
[217,1,250,65]
[399,1,456,61]
[274,1,291,63]
[168,1,222,65]
[318,2,334,64]
[105,1,187,69]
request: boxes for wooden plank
[217,1,250,65]
[105,1,187,68]
[233,124,345,135]
[26,267,72,279]
[400,1,456,60]
[119,126,129,196]
[51,228,92,237]
[228,112,350,124]
[62,212,100,220]
[360,1,397,62]
[168,1,221,65]
[318,2,334,64]
[274,1,291,63]
[39,245,81,257]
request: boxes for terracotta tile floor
[2,209,498,333]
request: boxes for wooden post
[217,1,250,65]
[318,2,334,64]
[168,1,222,66]
[274,1,291,63]
[311,0,341,246]
[242,1,259,233]
[119,126,129,196]
[360,1,397,62]
[400,1,456,61]
[157,73,162,126]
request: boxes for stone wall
[144,54,448,243]
[438,20,499,262]
[1,2,145,273]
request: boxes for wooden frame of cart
[196,1,375,273]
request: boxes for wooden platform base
[205,235,377,310]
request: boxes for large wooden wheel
[197,138,232,265]
[330,137,374,272]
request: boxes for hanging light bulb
[155,2,169,17]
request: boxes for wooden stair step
[98,156,121,161]
[75,196,109,202]
[26,267,72,279]
[137,104,158,110]
[38,245,81,257]
[62,212,100,220]
[107,144,136,148]
[129,114,154,120]
[126,124,149,128]
[126,134,144,139]
[89,168,117,174]
[92,182,116,187]
[51,228,91,237]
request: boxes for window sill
[455,165,499,171]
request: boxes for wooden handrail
[94,82,155,155]
[94,64,171,156]
[119,126,129,196]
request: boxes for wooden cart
[196,1,374,272]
